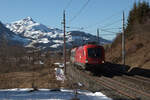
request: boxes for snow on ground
[38,38,49,43]
[53,40,63,44]
[54,62,65,81]
[0,89,112,100]
[54,63,64,68]
[50,44,61,48]
[55,68,65,81]
[34,60,44,65]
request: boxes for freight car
[70,43,105,69]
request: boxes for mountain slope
[106,23,150,69]
[0,21,30,46]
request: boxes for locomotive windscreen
[87,48,102,58]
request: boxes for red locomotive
[70,43,105,69]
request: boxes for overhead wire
[101,27,122,30]
[66,26,84,30]
[64,0,73,10]
[79,1,133,39]
[85,2,134,30]
[85,10,122,29]
[100,19,122,29]
[69,0,90,23]
[101,29,121,34]
[63,0,132,39]
[84,13,123,37]
[99,33,118,35]
[83,19,122,36]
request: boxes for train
[70,43,105,69]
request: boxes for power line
[99,33,118,35]
[83,19,122,37]
[100,19,122,29]
[66,26,84,30]
[101,27,122,30]
[64,0,73,10]
[101,29,120,34]
[86,10,122,29]
[83,19,122,36]
[69,0,90,23]
[85,3,133,30]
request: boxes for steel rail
[103,77,150,98]
[122,75,150,84]
[134,75,150,82]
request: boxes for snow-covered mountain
[6,17,111,50]
[0,21,30,46]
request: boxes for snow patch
[50,44,61,48]
[38,38,49,43]
[54,63,65,81]
[54,63,64,68]
[55,68,65,81]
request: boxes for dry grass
[0,50,64,89]
[0,64,62,89]
[106,23,150,70]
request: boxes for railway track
[121,75,150,84]
[134,75,150,82]
[100,77,150,99]
[101,65,150,92]
[103,69,150,94]
[66,64,150,100]
[85,71,150,100]
[111,75,150,94]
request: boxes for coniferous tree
[126,1,150,35]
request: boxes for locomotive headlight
[102,61,105,63]
[85,59,88,63]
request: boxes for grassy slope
[105,21,150,69]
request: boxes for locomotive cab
[85,44,105,65]
[70,44,105,69]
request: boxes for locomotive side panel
[75,46,85,64]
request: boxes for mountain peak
[10,16,36,26]
[22,16,34,22]
[26,16,32,20]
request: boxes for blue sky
[0,0,149,40]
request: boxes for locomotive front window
[88,48,102,58]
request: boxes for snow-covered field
[0,88,112,100]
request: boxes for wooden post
[122,11,125,65]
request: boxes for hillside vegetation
[106,1,150,69]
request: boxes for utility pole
[122,11,125,65]
[63,10,66,74]
[97,28,100,45]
